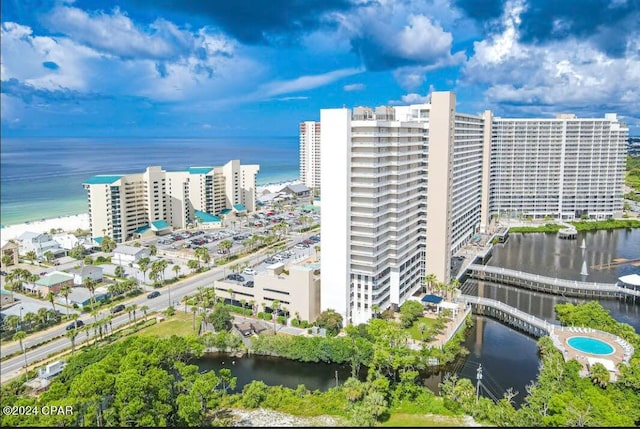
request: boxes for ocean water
[0,137,299,226]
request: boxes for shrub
[300,320,309,328]
[277,316,286,325]
[291,319,300,327]
[257,312,266,319]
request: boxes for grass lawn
[137,312,198,337]
[380,413,465,427]
[406,317,440,341]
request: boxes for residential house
[68,265,103,286]
[34,271,74,296]
[113,245,150,264]
[279,183,311,199]
[17,232,66,260]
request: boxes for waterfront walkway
[457,294,634,375]
[466,264,640,300]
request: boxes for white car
[243,268,257,276]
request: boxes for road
[0,230,318,383]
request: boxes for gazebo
[421,294,443,312]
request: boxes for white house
[17,232,65,260]
[113,245,150,264]
[68,265,104,286]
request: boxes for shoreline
[0,178,301,241]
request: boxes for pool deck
[550,327,633,380]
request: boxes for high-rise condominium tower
[319,91,627,324]
[84,160,259,242]
[299,121,321,192]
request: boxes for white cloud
[259,67,363,97]
[462,0,640,119]
[344,83,365,91]
[388,92,430,105]
[43,6,194,60]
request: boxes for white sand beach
[256,179,301,194]
[0,213,90,242]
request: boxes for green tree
[148,244,157,256]
[138,257,150,284]
[66,329,78,354]
[589,362,610,387]
[84,277,98,308]
[218,239,232,254]
[13,331,28,378]
[316,309,343,336]
[207,304,232,332]
[60,284,72,318]
[1,254,13,267]
[424,273,438,293]
[399,300,424,328]
[46,291,57,313]
[241,381,269,408]
[172,264,181,279]
[25,250,37,264]
[114,265,126,278]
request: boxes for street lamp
[19,306,24,331]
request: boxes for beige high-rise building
[299,121,321,192]
[319,91,626,324]
[84,160,259,242]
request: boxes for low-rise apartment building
[214,260,321,322]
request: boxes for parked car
[0,271,6,276]
[147,291,161,299]
[244,280,254,288]
[111,304,126,314]
[66,320,85,331]
[226,274,245,282]
[243,268,257,276]
[264,258,278,264]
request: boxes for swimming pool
[567,336,615,355]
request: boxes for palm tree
[448,278,461,300]
[138,257,150,284]
[60,285,72,318]
[148,244,157,256]
[44,251,54,264]
[219,239,232,255]
[66,329,78,354]
[84,277,98,308]
[131,304,137,322]
[25,250,37,265]
[313,245,320,261]
[424,273,438,293]
[46,291,57,312]
[249,300,256,316]
[172,264,181,279]
[13,331,28,379]
[227,288,235,304]
[271,300,281,334]
[191,306,198,330]
[418,322,427,341]
[140,305,149,322]
[371,304,380,319]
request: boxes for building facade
[214,260,321,322]
[84,160,259,243]
[481,113,627,224]
[319,91,626,324]
[299,121,321,192]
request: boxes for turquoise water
[567,336,615,355]
[1,137,299,225]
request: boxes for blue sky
[2,0,639,137]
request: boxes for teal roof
[83,175,122,185]
[303,205,320,212]
[36,272,73,287]
[233,204,247,212]
[195,210,221,223]
[151,220,170,230]
[188,167,213,175]
[219,208,232,215]
[135,225,151,234]
[0,289,12,295]
[94,237,103,244]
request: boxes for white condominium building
[299,121,321,191]
[321,106,427,325]
[84,160,259,243]
[482,113,627,223]
[319,91,626,324]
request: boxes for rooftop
[151,219,170,230]
[233,204,247,212]
[0,289,12,295]
[83,175,122,185]
[113,245,147,256]
[36,272,73,287]
[188,167,213,175]
[195,210,221,223]
[619,274,640,287]
[68,265,103,277]
[134,225,151,234]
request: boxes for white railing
[468,264,640,297]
